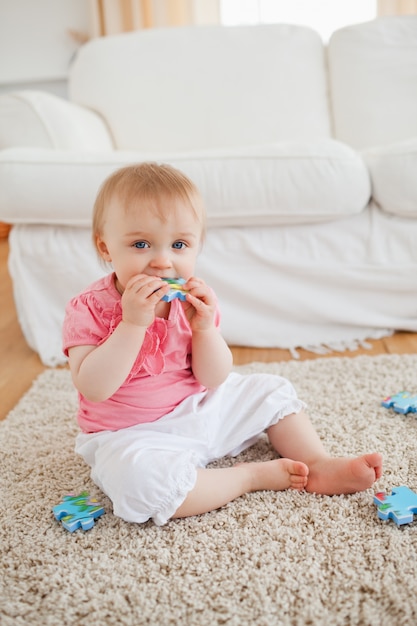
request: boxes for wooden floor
[2,236,417,421]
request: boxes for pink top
[62,273,220,433]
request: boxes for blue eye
[133,241,148,249]
[172,241,186,250]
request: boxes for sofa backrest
[328,16,417,150]
[69,24,332,152]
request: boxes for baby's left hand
[182,277,216,331]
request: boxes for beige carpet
[2,354,417,626]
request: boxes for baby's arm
[68,322,147,402]
[184,278,233,388]
[68,275,170,402]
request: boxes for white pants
[75,372,305,526]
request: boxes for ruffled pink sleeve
[62,290,120,356]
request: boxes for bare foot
[305,452,383,495]
[247,458,309,492]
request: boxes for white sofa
[1,16,417,366]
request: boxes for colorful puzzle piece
[374,486,417,526]
[381,391,417,414]
[161,277,188,302]
[53,491,105,532]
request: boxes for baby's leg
[267,409,382,496]
[172,459,308,519]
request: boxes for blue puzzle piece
[161,277,187,302]
[53,491,105,532]
[374,486,417,526]
[381,391,417,414]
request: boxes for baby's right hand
[121,275,170,328]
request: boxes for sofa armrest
[0,90,114,151]
[362,137,417,218]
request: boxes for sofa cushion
[328,16,417,150]
[69,24,332,151]
[0,140,371,227]
[363,138,417,218]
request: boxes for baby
[63,162,382,526]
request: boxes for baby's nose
[150,252,172,268]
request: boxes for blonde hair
[92,162,206,253]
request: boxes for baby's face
[96,196,203,291]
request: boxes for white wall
[0,0,91,97]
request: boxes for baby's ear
[96,236,111,262]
